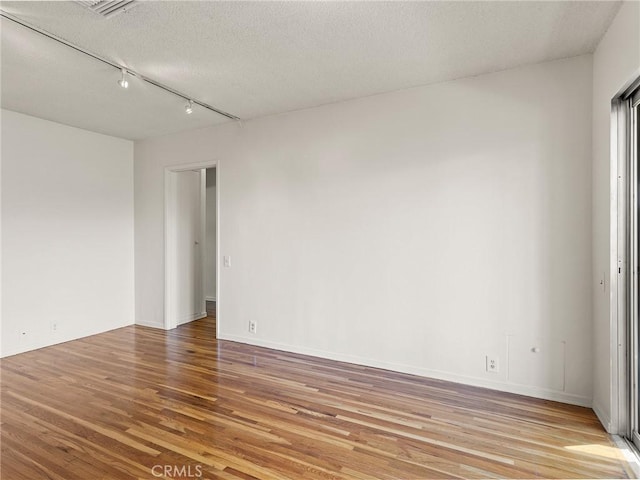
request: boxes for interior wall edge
[593,399,613,433]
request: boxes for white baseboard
[592,400,612,432]
[1,337,75,358]
[1,321,134,358]
[218,333,592,408]
[205,296,217,302]
[177,312,207,326]
[135,319,164,329]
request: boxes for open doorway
[165,161,219,338]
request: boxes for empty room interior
[2,1,640,479]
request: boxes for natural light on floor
[565,444,625,460]
[565,440,640,479]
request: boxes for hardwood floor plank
[1,314,632,479]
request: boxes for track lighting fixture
[118,68,129,89]
[0,11,240,121]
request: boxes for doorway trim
[164,160,219,337]
[613,73,640,439]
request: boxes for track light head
[185,100,194,115]
[118,68,129,89]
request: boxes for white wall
[2,109,134,357]
[592,1,640,432]
[135,55,593,405]
[205,168,217,301]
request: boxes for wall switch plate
[224,256,231,267]
[248,321,257,334]
[486,355,499,373]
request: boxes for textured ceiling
[1,1,622,140]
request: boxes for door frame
[625,85,640,447]
[164,160,219,336]
[613,94,631,438]
[613,74,640,440]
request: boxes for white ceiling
[1,1,622,140]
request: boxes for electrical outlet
[486,355,499,373]
[248,321,257,334]
[224,256,231,267]
[51,322,57,332]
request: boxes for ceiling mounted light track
[0,10,240,121]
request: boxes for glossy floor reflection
[0,313,632,479]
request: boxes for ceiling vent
[75,1,138,18]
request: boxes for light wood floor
[0,313,633,479]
